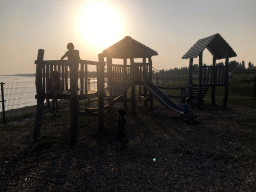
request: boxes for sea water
[0,75,36,112]
[0,75,98,112]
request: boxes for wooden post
[84,63,88,98]
[180,88,184,102]
[98,54,105,129]
[42,66,45,92]
[61,64,65,91]
[1,82,5,125]
[197,51,203,108]
[107,57,112,108]
[80,63,84,99]
[139,66,142,100]
[211,54,216,105]
[143,58,148,107]
[69,57,79,146]
[253,76,256,100]
[123,58,127,108]
[33,49,45,140]
[203,65,206,84]
[46,64,50,92]
[149,57,153,111]
[188,58,193,98]
[130,58,136,113]
[223,50,229,108]
[64,65,68,90]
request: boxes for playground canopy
[182,33,237,60]
[101,36,158,58]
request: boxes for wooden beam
[130,58,136,113]
[85,63,88,98]
[211,54,216,105]
[223,50,229,108]
[143,58,148,108]
[188,58,193,98]
[98,54,105,129]
[197,51,203,108]
[80,63,84,99]
[149,57,153,111]
[33,49,45,140]
[107,57,113,110]
[123,58,128,108]
[69,56,79,146]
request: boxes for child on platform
[60,43,80,61]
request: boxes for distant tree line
[154,60,255,77]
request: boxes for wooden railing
[111,64,131,82]
[35,60,100,99]
[196,66,225,85]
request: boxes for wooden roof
[101,36,158,58]
[182,33,237,60]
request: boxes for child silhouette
[60,43,80,62]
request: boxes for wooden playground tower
[182,33,237,108]
[34,36,158,145]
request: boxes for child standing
[60,43,80,62]
[117,109,126,142]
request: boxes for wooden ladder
[190,84,210,104]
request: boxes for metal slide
[142,81,197,121]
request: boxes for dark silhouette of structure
[182,33,237,108]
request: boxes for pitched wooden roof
[101,36,158,58]
[182,33,237,60]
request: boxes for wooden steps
[190,84,210,104]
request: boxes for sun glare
[79,2,122,48]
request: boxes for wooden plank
[35,60,70,65]
[46,64,50,92]
[85,63,88,98]
[42,64,45,93]
[223,50,229,108]
[143,58,148,107]
[207,66,210,84]
[123,58,127,108]
[130,57,136,113]
[80,63,84,99]
[107,57,112,97]
[134,62,149,66]
[149,57,153,111]
[33,49,44,140]
[65,65,68,90]
[157,86,186,90]
[197,51,203,108]
[98,54,105,128]
[69,59,79,146]
[203,66,206,84]
[80,60,100,65]
[61,65,65,91]
[188,58,193,98]
[212,54,216,105]
[139,66,142,100]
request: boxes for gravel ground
[1,98,256,191]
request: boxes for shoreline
[0,105,37,118]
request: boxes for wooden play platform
[182,33,237,107]
[33,34,237,146]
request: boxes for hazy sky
[1,0,255,75]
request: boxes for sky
[1,0,256,75]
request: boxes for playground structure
[182,33,237,108]
[33,34,235,146]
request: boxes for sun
[79,2,122,48]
